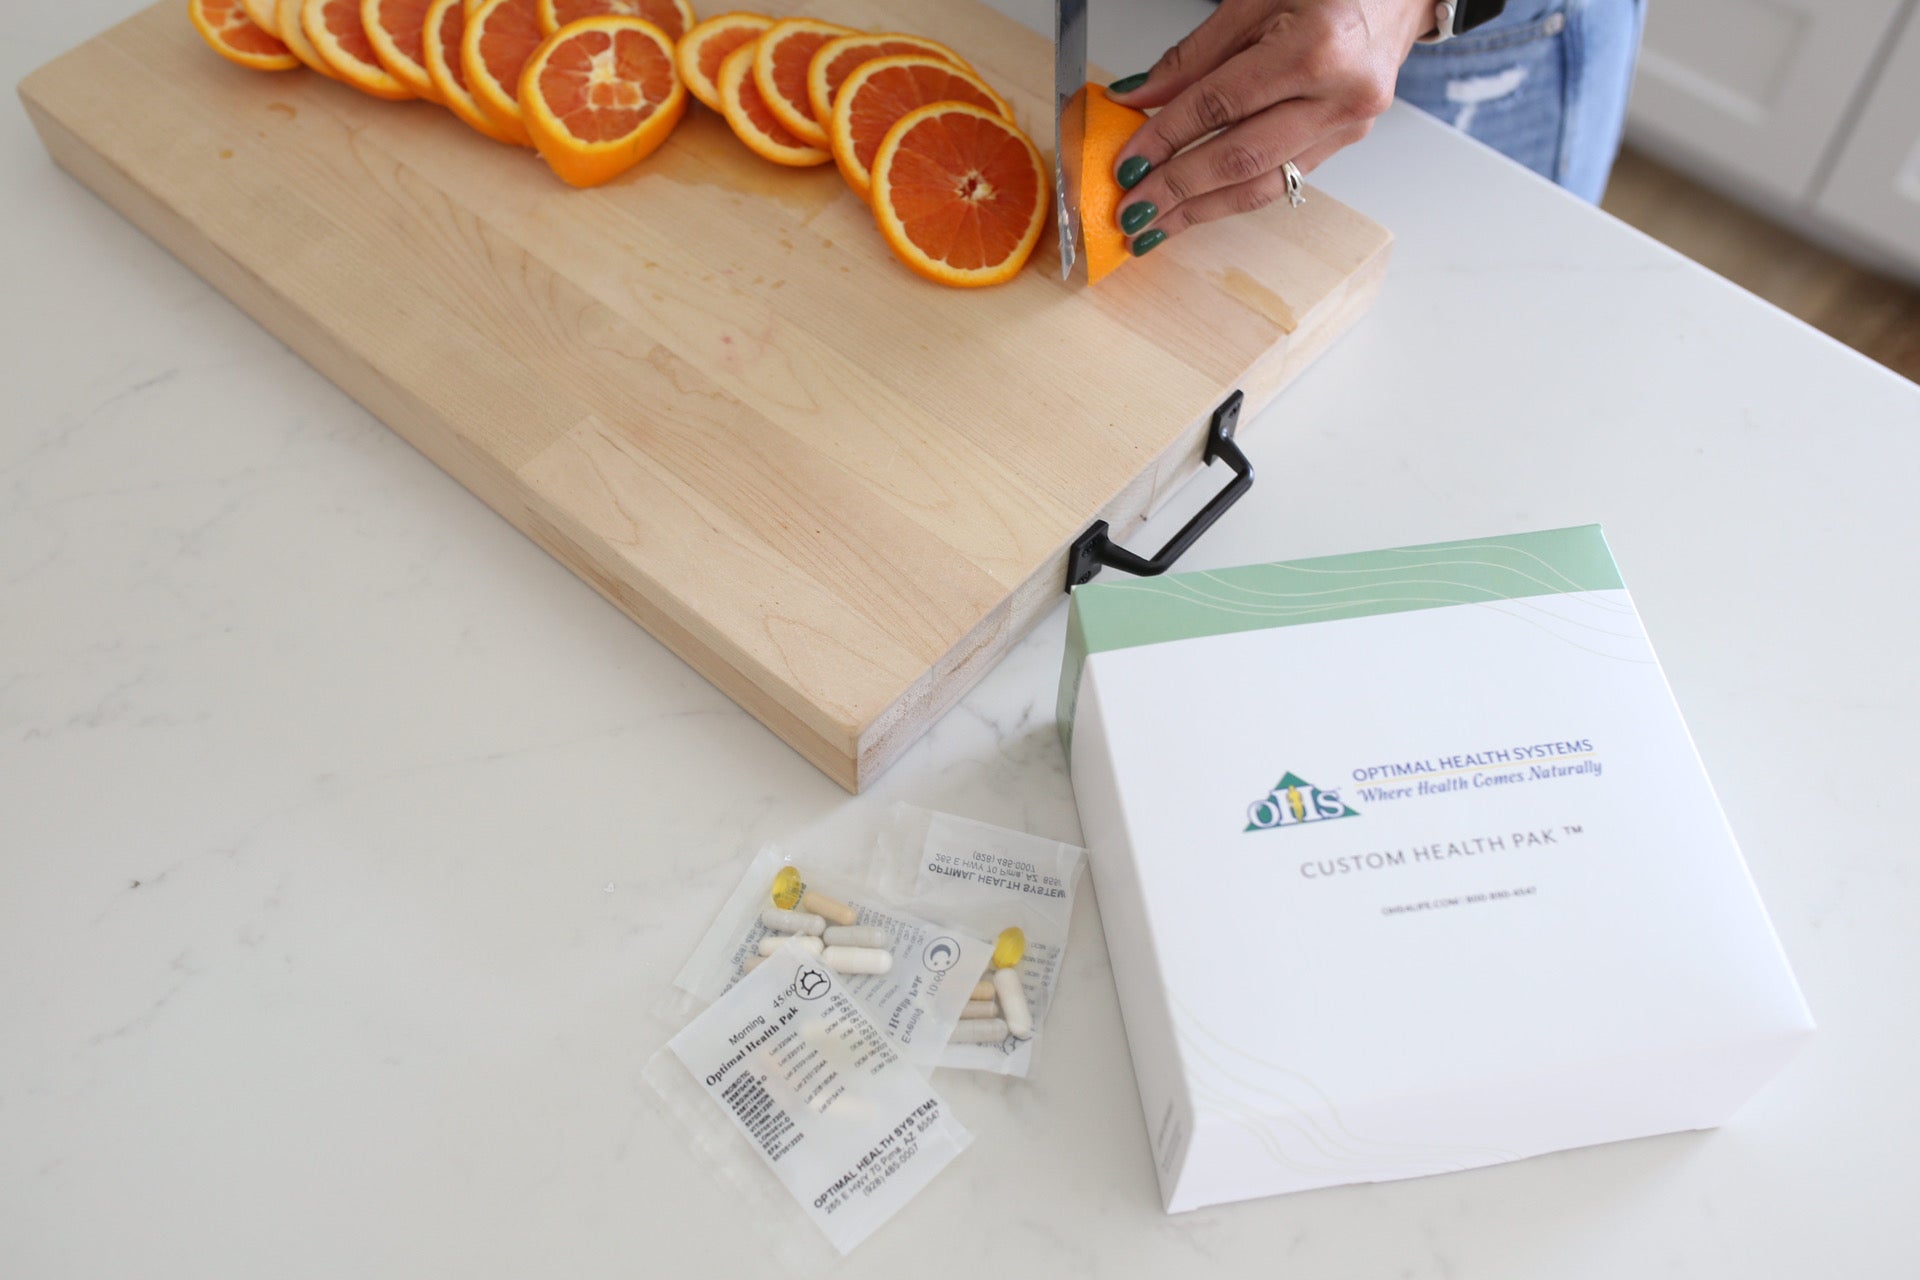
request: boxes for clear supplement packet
[676,846,995,1066]
[872,805,1086,1076]
[645,939,973,1259]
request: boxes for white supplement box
[1059,526,1814,1214]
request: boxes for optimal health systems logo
[1245,772,1359,832]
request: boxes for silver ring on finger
[1282,160,1306,209]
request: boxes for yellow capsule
[770,865,804,911]
[992,926,1026,970]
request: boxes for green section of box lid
[1058,525,1624,754]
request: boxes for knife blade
[1053,0,1088,281]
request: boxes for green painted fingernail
[1108,72,1149,93]
[1131,229,1167,256]
[1116,155,1151,189]
[1120,201,1157,235]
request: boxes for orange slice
[1079,84,1148,285]
[716,39,827,165]
[750,18,854,148]
[303,0,417,96]
[676,11,770,111]
[805,32,967,134]
[461,0,544,145]
[363,0,441,99]
[239,0,284,38]
[277,0,341,75]
[870,101,1047,288]
[520,16,687,186]
[536,0,694,41]
[423,0,524,141]
[191,0,302,69]
[829,54,1011,200]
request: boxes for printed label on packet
[874,806,1085,1077]
[666,940,973,1256]
[921,831,1077,904]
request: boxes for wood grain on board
[21,0,1393,789]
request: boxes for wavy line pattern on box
[1171,995,1526,1182]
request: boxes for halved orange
[520,16,687,186]
[191,0,302,69]
[424,0,524,141]
[277,0,341,74]
[750,18,854,148]
[716,39,827,165]
[829,54,1012,200]
[461,0,544,145]
[676,11,770,111]
[303,0,416,96]
[536,0,694,41]
[239,0,284,38]
[363,0,441,99]
[1079,84,1149,284]
[805,32,967,134]
[870,101,1047,288]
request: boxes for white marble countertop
[7,0,1920,1274]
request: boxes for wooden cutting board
[20,0,1391,791]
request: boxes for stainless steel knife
[1053,0,1088,281]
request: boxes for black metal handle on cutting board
[1064,391,1253,591]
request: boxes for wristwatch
[1417,0,1510,42]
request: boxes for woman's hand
[1105,0,1435,252]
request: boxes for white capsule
[799,890,858,927]
[823,945,892,975]
[760,906,826,935]
[950,1018,1009,1044]
[993,966,1034,1040]
[758,934,824,957]
[961,999,999,1020]
[742,955,763,973]
[822,925,889,949]
[970,978,996,1002]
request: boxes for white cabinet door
[1626,0,1911,204]
[1815,5,1920,273]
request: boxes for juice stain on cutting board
[1214,267,1298,334]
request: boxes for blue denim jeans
[1395,0,1644,201]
